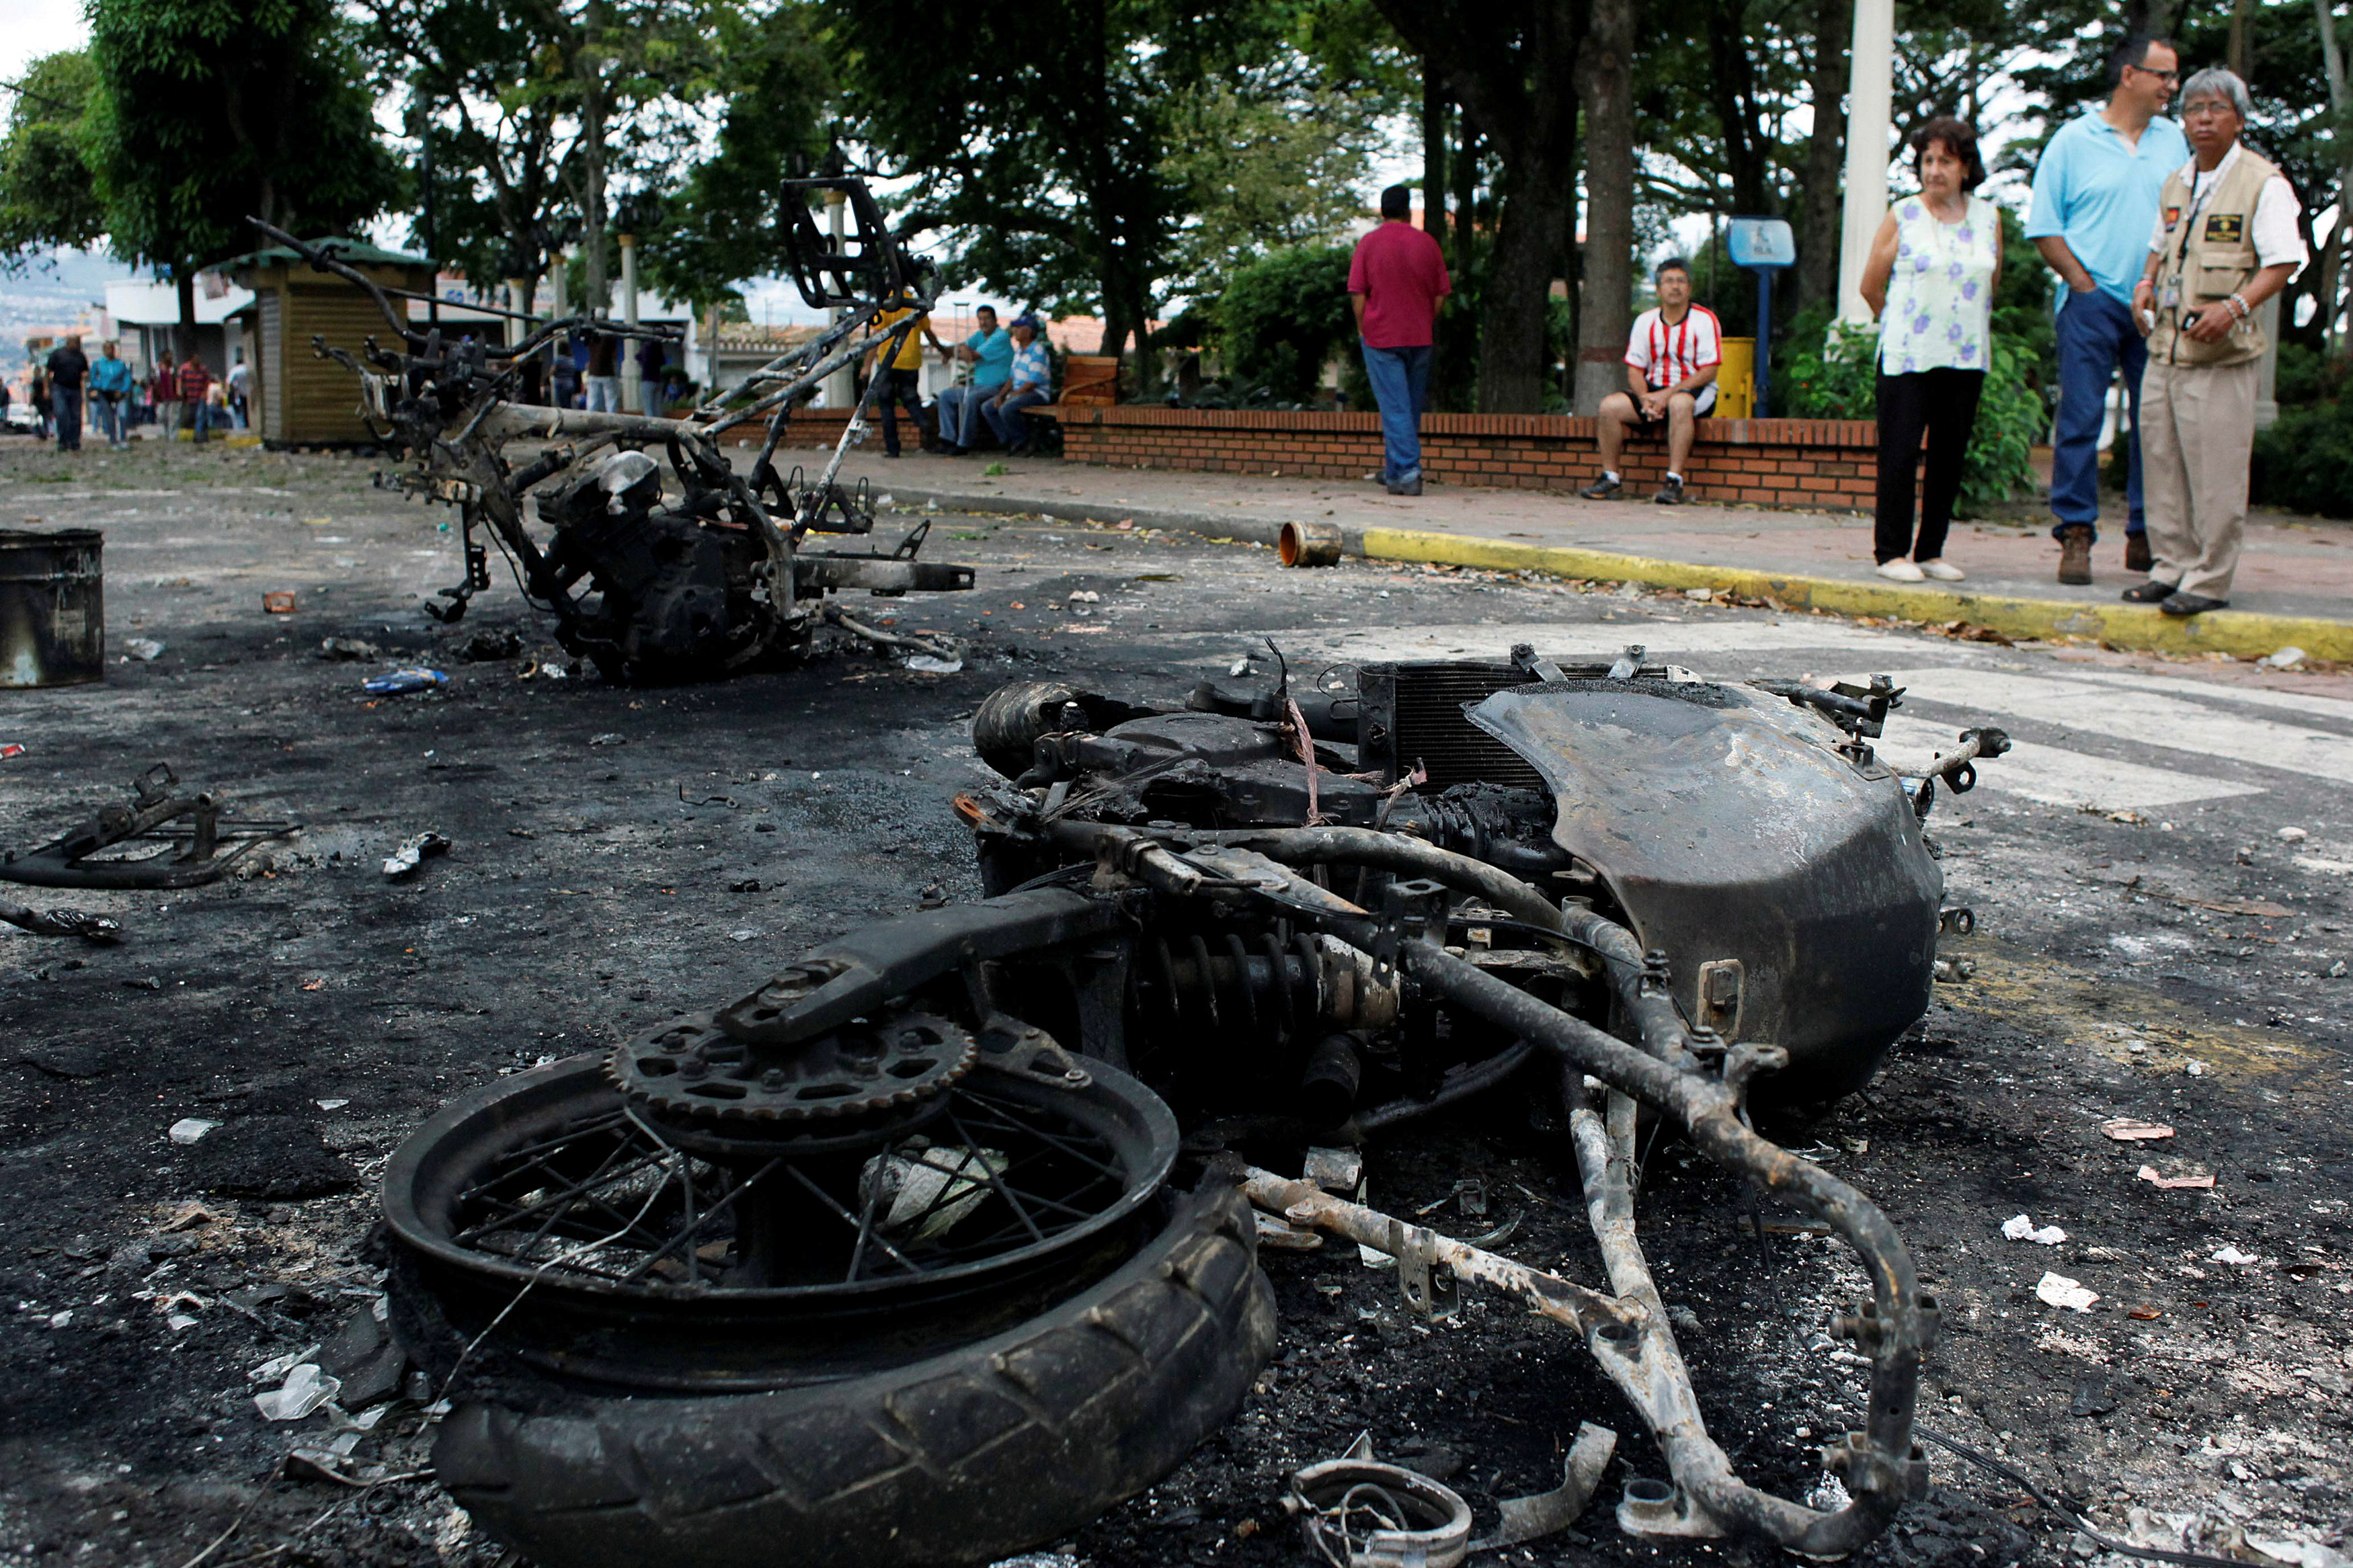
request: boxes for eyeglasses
[2128,64,2181,83]
[2182,99,2238,118]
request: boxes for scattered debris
[169,1118,221,1145]
[2278,826,2310,843]
[2036,1272,2100,1313]
[262,591,298,614]
[2003,1214,2069,1245]
[1474,1422,1617,1550]
[2186,1060,2208,1077]
[0,897,123,942]
[122,637,165,661]
[2138,1165,2216,1190]
[2068,1373,2119,1416]
[461,628,523,661]
[906,654,964,673]
[317,637,383,660]
[0,762,295,891]
[2260,646,2306,669]
[361,667,448,694]
[252,1362,340,1421]
[0,742,22,760]
[2101,1118,2175,1142]
[381,833,452,878]
[1287,1444,1473,1568]
[2210,1245,2260,1266]
[1303,1146,1363,1195]
[588,733,626,747]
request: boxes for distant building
[101,277,253,380]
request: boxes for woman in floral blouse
[1860,116,2001,583]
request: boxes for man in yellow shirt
[864,304,949,456]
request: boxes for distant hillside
[3,247,151,341]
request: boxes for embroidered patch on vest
[2203,213,2245,245]
[2163,205,2181,227]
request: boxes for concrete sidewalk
[785,448,2353,661]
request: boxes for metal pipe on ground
[1277,520,1343,567]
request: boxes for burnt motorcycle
[381,648,2009,1566]
[252,179,971,684]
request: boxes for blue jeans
[982,388,1048,450]
[1361,341,1432,485]
[92,395,124,445]
[2050,289,2145,541]
[935,384,998,448]
[52,386,81,451]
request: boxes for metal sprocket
[610,1006,976,1127]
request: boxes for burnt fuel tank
[1468,677,1940,1103]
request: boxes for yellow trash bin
[1716,337,1755,419]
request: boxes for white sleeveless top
[1879,194,1997,375]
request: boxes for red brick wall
[1035,405,1880,509]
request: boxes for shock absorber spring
[1142,931,1328,1044]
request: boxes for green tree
[1369,0,1582,415]
[825,0,1293,382]
[637,0,834,310]
[85,0,399,354]
[1157,79,1377,300]
[0,52,106,268]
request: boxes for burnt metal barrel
[0,528,106,688]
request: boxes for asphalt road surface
[2,438,2348,1568]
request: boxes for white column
[549,252,569,322]
[824,190,852,411]
[1835,0,1895,326]
[619,232,641,413]
[505,278,526,345]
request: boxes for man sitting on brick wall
[1580,258,1722,505]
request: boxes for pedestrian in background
[936,304,1010,454]
[1349,184,1451,497]
[176,354,214,445]
[2026,34,2190,586]
[227,352,251,429]
[980,315,1053,455]
[1579,258,1722,505]
[89,340,134,448]
[45,334,88,452]
[586,334,621,413]
[865,299,947,457]
[30,364,51,440]
[2125,68,2304,617]
[152,351,181,438]
[1860,116,1999,584]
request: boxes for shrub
[1218,245,1359,406]
[1780,306,2042,515]
[2252,396,2353,519]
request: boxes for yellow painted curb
[1358,526,2350,663]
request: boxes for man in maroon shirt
[1348,185,1451,495]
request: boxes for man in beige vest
[2126,67,2304,616]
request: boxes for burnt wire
[1917,1427,2261,1568]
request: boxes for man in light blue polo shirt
[936,304,1012,454]
[2027,34,2190,586]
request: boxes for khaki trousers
[2138,358,2258,600]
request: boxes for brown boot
[2124,532,2152,573]
[2057,524,2093,586]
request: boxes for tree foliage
[0,52,106,267]
[1218,243,1359,403]
[85,0,399,281]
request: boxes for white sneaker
[1875,559,1926,583]
[1917,559,1966,581]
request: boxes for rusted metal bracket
[0,764,295,891]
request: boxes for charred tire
[432,1180,1277,1568]
[971,679,1081,778]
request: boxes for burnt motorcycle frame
[381,653,2007,1562]
[248,179,971,682]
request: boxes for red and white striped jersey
[1624,305,1724,394]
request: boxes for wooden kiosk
[224,239,436,445]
